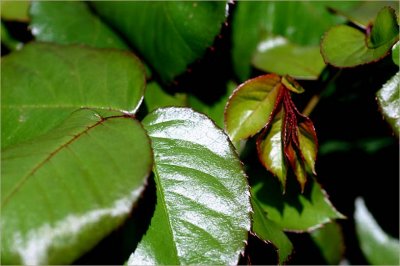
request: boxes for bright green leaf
[144,82,187,113]
[376,72,400,136]
[1,0,30,22]
[257,108,287,187]
[355,197,400,265]
[232,1,350,80]
[321,7,399,67]
[129,107,251,265]
[29,1,128,49]
[252,176,344,232]
[188,81,236,128]
[392,41,399,66]
[253,38,325,80]
[252,198,293,264]
[91,1,226,83]
[225,74,281,142]
[310,222,345,264]
[1,42,145,148]
[1,109,153,265]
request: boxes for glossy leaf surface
[355,198,400,265]
[29,1,128,49]
[1,0,30,22]
[321,7,399,67]
[1,42,145,148]
[310,222,345,264]
[1,109,153,265]
[144,82,187,113]
[91,1,226,83]
[252,198,293,264]
[252,177,344,232]
[376,72,400,136]
[232,1,351,80]
[253,38,325,80]
[225,74,281,142]
[129,107,251,265]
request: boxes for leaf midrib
[1,115,124,207]
[152,163,181,264]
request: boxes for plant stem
[302,66,342,116]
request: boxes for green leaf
[329,1,399,28]
[252,198,293,264]
[392,41,399,66]
[225,74,282,142]
[129,107,251,265]
[1,109,153,265]
[376,72,400,136]
[257,108,287,187]
[91,1,226,83]
[310,222,345,265]
[1,0,30,22]
[29,1,128,49]
[354,197,400,265]
[252,176,344,232]
[232,1,350,80]
[188,81,236,128]
[253,38,325,80]
[321,7,399,67]
[1,42,145,148]
[144,82,187,113]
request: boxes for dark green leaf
[252,176,344,232]
[129,107,251,265]
[144,82,187,113]
[252,198,293,264]
[1,109,153,265]
[1,42,145,148]
[321,7,399,67]
[188,81,236,128]
[1,0,30,22]
[29,1,127,49]
[376,72,400,136]
[310,222,345,264]
[253,38,325,80]
[232,1,350,80]
[91,2,226,83]
[225,74,281,142]
[355,197,400,265]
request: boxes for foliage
[1,1,399,265]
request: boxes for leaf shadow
[73,174,156,265]
[252,170,314,218]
